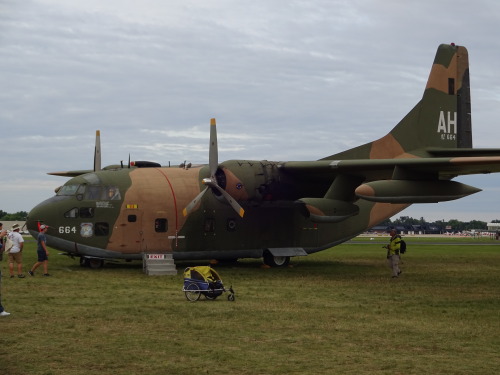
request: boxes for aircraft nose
[26,196,64,234]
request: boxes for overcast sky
[1,0,500,222]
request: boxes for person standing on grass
[0,222,6,260]
[7,224,25,278]
[0,267,11,316]
[29,225,50,277]
[383,228,402,278]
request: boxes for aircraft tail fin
[323,44,471,161]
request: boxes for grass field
[1,238,499,375]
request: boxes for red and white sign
[147,254,166,260]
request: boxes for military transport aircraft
[26,44,500,268]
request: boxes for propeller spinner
[182,119,245,218]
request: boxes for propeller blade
[182,118,244,218]
[94,130,101,172]
[182,187,209,217]
[209,118,218,177]
[212,184,245,218]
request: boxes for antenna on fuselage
[94,130,101,172]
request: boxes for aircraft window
[83,173,101,185]
[57,185,81,196]
[95,222,109,236]
[155,218,168,233]
[105,186,121,200]
[80,207,95,218]
[64,208,79,218]
[204,218,216,233]
[128,215,137,222]
[85,186,102,200]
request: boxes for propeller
[182,119,245,218]
[94,130,101,172]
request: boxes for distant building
[487,223,500,232]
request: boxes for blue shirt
[37,232,47,252]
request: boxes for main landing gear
[263,251,290,267]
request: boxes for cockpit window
[83,173,101,185]
[64,208,79,218]
[85,186,102,200]
[57,185,81,196]
[105,186,121,200]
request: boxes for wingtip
[210,118,216,126]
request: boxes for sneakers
[18,274,25,278]
[26,271,51,277]
[0,311,11,317]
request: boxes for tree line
[1,210,499,231]
[379,216,500,232]
[0,210,29,221]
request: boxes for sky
[1,0,500,222]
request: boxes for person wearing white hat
[7,224,25,278]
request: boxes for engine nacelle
[355,180,481,203]
[217,160,282,201]
[298,198,359,223]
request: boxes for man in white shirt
[7,224,25,278]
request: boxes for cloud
[1,0,500,222]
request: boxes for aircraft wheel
[185,283,201,302]
[79,257,90,267]
[263,252,290,267]
[89,259,104,269]
[228,293,235,302]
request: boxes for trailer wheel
[185,283,201,302]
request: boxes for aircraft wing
[48,170,94,177]
[279,153,500,181]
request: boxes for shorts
[37,250,48,262]
[8,252,22,264]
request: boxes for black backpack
[399,239,407,254]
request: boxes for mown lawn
[1,238,499,374]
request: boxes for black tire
[228,293,235,302]
[79,257,90,267]
[185,283,201,302]
[263,252,290,267]
[89,259,104,269]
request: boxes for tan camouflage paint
[107,167,202,253]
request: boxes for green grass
[1,237,499,375]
